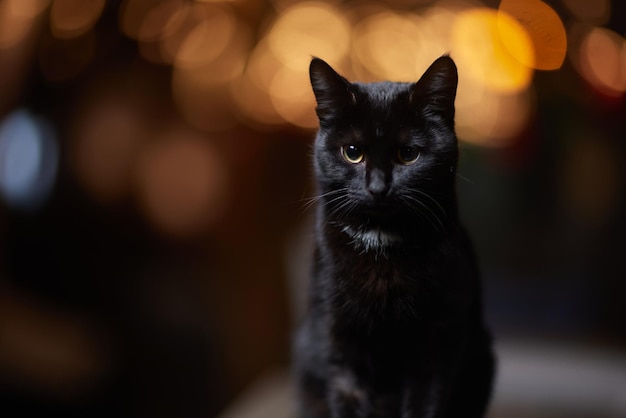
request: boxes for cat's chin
[341,224,401,252]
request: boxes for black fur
[293,56,494,418]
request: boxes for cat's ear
[409,55,458,124]
[310,58,356,125]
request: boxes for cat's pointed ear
[409,55,458,124]
[310,58,356,125]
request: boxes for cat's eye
[397,146,420,165]
[342,145,364,164]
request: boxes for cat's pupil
[397,146,420,165]
[342,145,364,164]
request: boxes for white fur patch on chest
[342,226,401,252]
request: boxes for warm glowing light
[171,14,249,131]
[136,131,228,237]
[352,12,427,81]
[71,99,145,202]
[50,0,105,39]
[4,0,50,18]
[137,0,185,43]
[137,1,190,64]
[452,8,533,93]
[499,0,567,70]
[172,73,241,132]
[266,2,351,70]
[231,40,284,127]
[456,86,532,147]
[0,0,50,48]
[562,0,610,24]
[159,3,215,65]
[269,66,317,128]
[578,28,626,97]
[174,5,237,69]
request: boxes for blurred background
[0,0,625,416]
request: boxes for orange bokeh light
[71,98,146,202]
[135,131,228,237]
[352,11,427,81]
[266,2,351,70]
[499,0,567,70]
[0,0,50,48]
[452,8,534,93]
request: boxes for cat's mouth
[359,198,403,217]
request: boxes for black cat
[293,56,494,418]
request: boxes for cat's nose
[366,169,389,199]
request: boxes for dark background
[0,0,624,416]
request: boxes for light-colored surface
[218,340,626,418]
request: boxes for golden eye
[342,145,364,164]
[397,146,420,165]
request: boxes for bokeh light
[266,2,351,70]
[269,65,317,129]
[231,40,284,127]
[456,87,533,147]
[119,0,154,40]
[135,129,229,237]
[499,0,567,70]
[259,2,351,128]
[577,27,626,97]
[49,0,105,39]
[2,1,626,416]
[352,11,427,81]
[0,0,50,48]
[173,6,237,70]
[0,109,58,210]
[452,8,533,93]
[71,97,146,203]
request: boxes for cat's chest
[326,236,458,326]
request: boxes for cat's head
[310,56,459,236]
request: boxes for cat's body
[293,56,494,418]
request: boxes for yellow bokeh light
[266,2,351,70]
[352,12,427,81]
[578,27,626,97]
[50,0,105,39]
[499,0,567,70]
[452,8,533,93]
